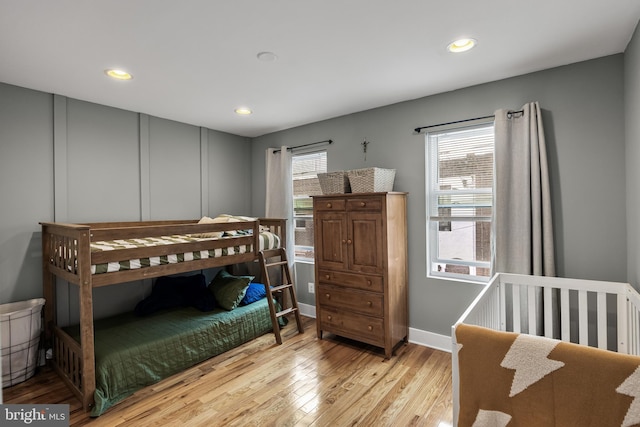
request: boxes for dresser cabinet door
[315,211,348,270]
[348,212,384,274]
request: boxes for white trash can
[1,298,46,388]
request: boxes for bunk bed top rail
[39,218,272,287]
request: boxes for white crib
[451,273,640,426]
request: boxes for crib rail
[452,273,640,426]
[454,273,640,353]
[453,274,502,331]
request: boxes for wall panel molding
[53,94,68,222]
[139,113,151,220]
[200,128,209,217]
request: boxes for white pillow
[213,214,256,235]
[191,216,225,239]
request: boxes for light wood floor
[4,316,453,427]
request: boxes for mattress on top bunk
[64,297,277,417]
[90,231,280,274]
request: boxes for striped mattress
[90,231,280,274]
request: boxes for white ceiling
[1,1,639,138]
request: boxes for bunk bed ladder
[258,248,304,344]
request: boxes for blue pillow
[240,282,267,305]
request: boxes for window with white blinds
[426,122,494,281]
[292,151,327,262]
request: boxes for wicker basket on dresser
[312,192,408,358]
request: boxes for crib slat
[544,287,553,338]
[632,302,639,355]
[636,307,640,355]
[561,288,570,341]
[597,292,607,349]
[527,285,537,335]
[578,290,588,345]
[636,306,640,355]
[513,284,521,333]
[632,306,636,355]
[500,283,506,331]
[618,293,628,354]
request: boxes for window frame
[425,120,495,283]
[291,149,327,263]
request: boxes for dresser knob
[366,280,372,286]
[327,315,332,321]
[347,239,352,244]
[326,293,331,299]
[367,301,372,307]
[342,239,347,244]
[360,202,366,207]
[327,202,332,208]
[325,274,330,280]
[367,325,373,331]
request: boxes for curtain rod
[413,110,524,134]
[273,139,333,153]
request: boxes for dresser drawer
[315,198,346,211]
[318,269,383,292]
[318,307,385,346]
[317,284,383,317]
[346,197,383,211]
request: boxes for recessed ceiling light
[257,51,278,62]
[447,38,477,53]
[234,107,252,115]
[104,69,133,80]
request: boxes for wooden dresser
[312,192,408,358]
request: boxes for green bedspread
[64,298,275,416]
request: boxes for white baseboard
[298,302,316,318]
[297,303,451,353]
[408,328,452,353]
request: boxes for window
[426,122,494,282]
[292,151,327,262]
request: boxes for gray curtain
[493,102,556,336]
[265,146,294,268]
[493,102,555,276]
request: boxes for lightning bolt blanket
[455,324,640,427]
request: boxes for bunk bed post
[280,219,286,252]
[77,229,96,411]
[252,220,260,257]
[41,225,55,345]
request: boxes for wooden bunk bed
[40,217,286,414]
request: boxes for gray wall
[0,84,251,322]
[627,23,640,288]
[0,43,635,338]
[0,84,53,304]
[251,54,628,336]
